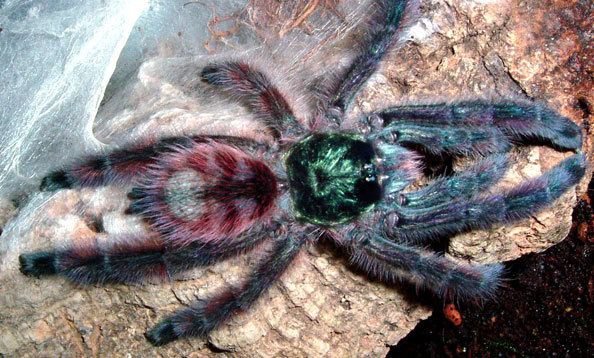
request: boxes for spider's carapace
[285,133,382,226]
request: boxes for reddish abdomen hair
[132,140,278,246]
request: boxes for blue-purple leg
[325,0,414,122]
[372,120,510,155]
[201,62,303,138]
[369,101,582,154]
[19,227,273,285]
[349,235,503,300]
[145,235,305,346]
[400,154,508,208]
[387,153,586,242]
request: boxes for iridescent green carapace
[285,133,382,226]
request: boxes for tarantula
[19,0,585,347]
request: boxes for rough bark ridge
[0,0,592,356]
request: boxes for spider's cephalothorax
[285,133,382,226]
[20,0,586,347]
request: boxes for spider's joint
[383,211,400,235]
[379,131,398,143]
[362,113,384,134]
[326,107,343,124]
[378,174,390,183]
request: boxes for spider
[19,0,585,347]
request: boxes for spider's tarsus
[125,200,144,215]
[494,102,583,150]
[40,170,72,191]
[200,65,220,84]
[456,262,505,300]
[127,187,145,200]
[145,320,179,346]
[562,153,587,180]
[19,252,57,277]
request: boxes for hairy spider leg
[40,135,264,191]
[200,62,304,138]
[386,154,586,242]
[348,234,503,300]
[19,225,275,284]
[375,121,510,156]
[372,101,582,154]
[145,235,305,346]
[325,0,416,122]
[398,154,509,208]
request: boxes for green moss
[285,133,381,226]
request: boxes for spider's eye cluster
[285,133,382,226]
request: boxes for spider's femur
[285,133,382,226]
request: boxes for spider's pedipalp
[401,154,509,209]
[349,234,504,300]
[19,226,274,285]
[491,102,583,150]
[325,0,418,123]
[372,100,582,155]
[146,235,305,346]
[388,153,586,242]
[200,61,304,139]
[372,119,511,156]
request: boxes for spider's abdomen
[285,133,381,226]
[130,140,278,246]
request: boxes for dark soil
[389,176,594,357]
